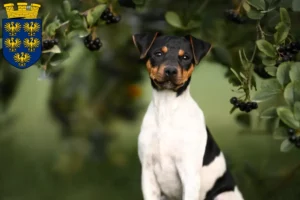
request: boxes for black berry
[239,102,246,111]
[83,35,102,51]
[42,39,55,50]
[288,128,295,136]
[251,102,258,109]
[100,7,121,25]
[230,97,238,104]
[224,9,246,24]
[295,138,300,148]
[289,135,297,143]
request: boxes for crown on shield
[4,3,41,19]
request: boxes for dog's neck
[151,83,192,117]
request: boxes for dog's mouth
[153,79,181,90]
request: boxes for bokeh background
[1,0,300,199]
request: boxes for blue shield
[2,18,42,69]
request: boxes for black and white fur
[132,32,244,200]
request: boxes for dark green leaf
[256,39,277,58]
[62,0,72,17]
[265,66,277,76]
[292,0,300,11]
[274,22,290,44]
[260,106,278,119]
[133,0,145,6]
[276,62,291,87]
[0,38,2,50]
[283,81,300,106]
[235,113,251,127]
[247,0,266,10]
[273,126,287,140]
[246,8,265,19]
[280,139,293,152]
[289,62,300,81]
[279,7,291,26]
[243,1,251,12]
[252,78,282,102]
[96,0,108,3]
[165,11,184,29]
[277,106,300,129]
[294,101,300,121]
[262,57,276,66]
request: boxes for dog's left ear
[132,32,160,59]
[185,35,212,65]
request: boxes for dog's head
[132,32,211,91]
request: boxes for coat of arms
[2,3,42,69]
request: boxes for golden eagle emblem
[14,52,31,67]
[23,37,40,52]
[4,22,21,36]
[23,21,40,36]
[4,38,21,52]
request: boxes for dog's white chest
[138,90,206,199]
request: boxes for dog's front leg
[176,137,205,200]
[141,165,161,200]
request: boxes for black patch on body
[203,127,236,199]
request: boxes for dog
[132,32,244,200]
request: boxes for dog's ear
[132,32,160,59]
[184,35,212,65]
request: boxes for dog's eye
[154,51,162,57]
[182,55,189,60]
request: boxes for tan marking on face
[173,64,194,88]
[146,59,161,81]
[161,46,168,53]
[178,49,185,56]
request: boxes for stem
[257,22,265,40]
[236,0,246,13]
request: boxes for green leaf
[42,45,61,54]
[247,0,266,10]
[273,126,288,140]
[243,1,251,12]
[67,29,89,40]
[97,0,108,3]
[165,11,184,29]
[277,106,300,129]
[276,62,291,87]
[262,57,276,66]
[283,81,300,106]
[292,0,300,11]
[230,68,243,83]
[246,8,265,19]
[62,0,72,17]
[45,20,61,37]
[87,4,106,27]
[260,106,278,119]
[252,78,282,102]
[0,38,2,50]
[279,7,291,26]
[274,22,290,44]
[294,101,300,121]
[265,66,277,76]
[256,39,277,58]
[133,0,145,6]
[289,62,300,81]
[280,139,293,152]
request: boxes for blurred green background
[1,0,300,199]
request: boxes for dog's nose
[164,67,177,77]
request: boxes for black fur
[203,127,236,199]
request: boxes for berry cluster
[42,39,58,51]
[287,128,300,148]
[230,97,258,113]
[224,9,246,24]
[276,41,300,66]
[100,8,121,25]
[83,35,102,51]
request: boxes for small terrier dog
[132,32,244,200]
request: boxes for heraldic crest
[2,3,42,69]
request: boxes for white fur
[138,86,244,200]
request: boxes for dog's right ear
[132,32,160,59]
